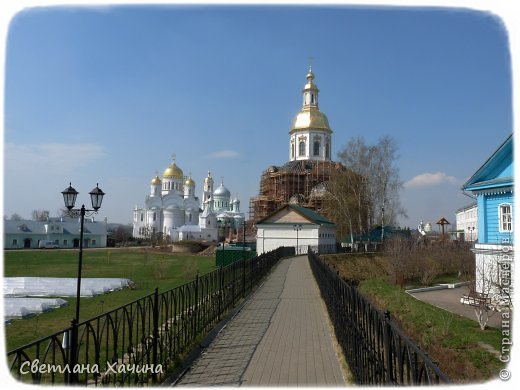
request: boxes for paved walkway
[174,255,346,387]
[410,286,502,328]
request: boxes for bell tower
[289,66,333,162]
[202,170,214,205]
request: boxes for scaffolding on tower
[249,160,345,223]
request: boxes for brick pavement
[409,286,502,328]
[174,255,346,387]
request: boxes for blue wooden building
[462,134,513,303]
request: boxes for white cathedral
[132,158,244,242]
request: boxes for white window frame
[313,140,320,156]
[299,141,306,156]
[498,203,513,233]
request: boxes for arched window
[313,141,320,156]
[299,141,306,156]
[291,142,295,158]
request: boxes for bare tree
[385,235,414,287]
[10,213,23,221]
[337,136,377,235]
[371,136,405,240]
[472,254,497,330]
[111,225,132,244]
[337,135,404,240]
[322,169,365,243]
[472,248,513,330]
[32,210,50,221]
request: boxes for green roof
[289,205,334,225]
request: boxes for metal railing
[308,250,451,385]
[7,247,293,386]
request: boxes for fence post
[218,266,223,320]
[383,310,393,385]
[193,272,200,338]
[232,262,236,305]
[152,288,159,384]
[68,319,78,384]
[242,259,246,298]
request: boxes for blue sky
[3,3,514,229]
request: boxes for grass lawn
[322,253,505,383]
[359,277,503,382]
[4,248,216,351]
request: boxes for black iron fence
[7,247,293,386]
[308,250,451,385]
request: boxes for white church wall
[134,161,243,241]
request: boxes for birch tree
[322,169,365,243]
[337,135,405,239]
[337,136,377,235]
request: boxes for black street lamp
[293,224,302,255]
[217,220,228,263]
[61,183,104,383]
[61,183,105,323]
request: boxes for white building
[133,157,244,242]
[455,203,478,241]
[256,204,337,255]
[4,218,108,249]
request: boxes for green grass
[358,277,504,382]
[404,273,464,289]
[321,253,504,383]
[4,248,217,351]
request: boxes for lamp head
[62,183,78,210]
[89,184,105,211]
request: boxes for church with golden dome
[289,67,332,162]
[250,67,345,222]
[133,157,244,242]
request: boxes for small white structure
[455,203,478,241]
[256,204,336,255]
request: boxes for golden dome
[291,110,332,133]
[151,175,162,185]
[163,162,183,179]
[303,69,319,91]
[185,175,195,187]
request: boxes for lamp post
[61,183,105,323]
[293,224,302,255]
[217,220,227,265]
[61,183,104,384]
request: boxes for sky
[2,1,515,230]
